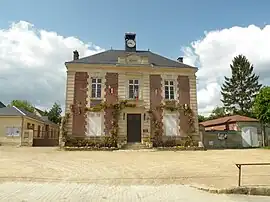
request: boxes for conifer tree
[221,54,261,116]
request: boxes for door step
[121,143,151,150]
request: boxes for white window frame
[128,79,140,99]
[163,113,179,136]
[91,78,102,99]
[86,112,103,136]
[164,80,175,100]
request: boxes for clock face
[126,39,136,48]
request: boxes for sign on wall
[5,127,21,137]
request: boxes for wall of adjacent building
[202,121,264,149]
[203,130,243,149]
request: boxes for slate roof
[0,106,57,126]
[0,106,22,116]
[200,115,258,127]
[65,50,196,69]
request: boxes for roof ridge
[65,49,197,69]
[12,106,26,116]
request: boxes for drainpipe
[21,115,25,145]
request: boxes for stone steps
[121,143,151,150]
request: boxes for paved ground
[0,182,269,202]
[1,147,270,188]
[1,147,270,201]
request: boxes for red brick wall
[104,73,118,135]
[177,76,191,136]
[150,75,163,137]
[72,72,88,137]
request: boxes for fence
[33,129,59,139]
[235,163,270,186]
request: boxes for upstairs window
[128,79,139,99]
[91,78,101,98]
[164,80,175,100]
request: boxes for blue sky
[1,0,269,59]
[1,0,270,114]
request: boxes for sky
[1,0,270,115]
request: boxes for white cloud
[183,25,270,116]
[2,21,270,117]
[0,21,104,111]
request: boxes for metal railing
[235,163,270,186]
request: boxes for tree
[253,86,270,124]
[209,106,227,119]
[221,54,262,116]
[9,100,35,113]
[47,102,62,124]
[198,115,207,122]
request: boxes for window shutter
[87,112,102,136]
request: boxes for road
[0,182,269,202]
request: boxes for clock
[126,39,136,48]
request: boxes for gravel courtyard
[1,147,270,189]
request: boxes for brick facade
[104,73,118,135]
[177,76,191,136]
[70,72,197,145]
[72,72,88,137]
[150,75,163,137]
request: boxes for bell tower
[125,32,136,52]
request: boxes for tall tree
[253,86,270,124]
[221,54,262,116]
[9,100,35,113]
[47,102,62,124]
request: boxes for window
[128,79,139,99]
[164,113,179,136]
[27,123,31,129]
[91,78,102,98]
[87,112,103,136]
[164,80,175,100]
[37,125,41,137]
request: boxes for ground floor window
[5,127,21,137]
[163,113,179,136]
[86,112,103,136]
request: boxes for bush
[64,136,117,148]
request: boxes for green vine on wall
[66,99,196,148]
[61,112,70,143]
[147,100,196,147]
[68,100,136,147]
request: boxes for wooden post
[237,164,242,187]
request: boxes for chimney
[177,57,183,63]
[125,32,136,52]
[73,50,79,60]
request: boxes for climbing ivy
[147,101,195,147]
[67,99,196,148]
